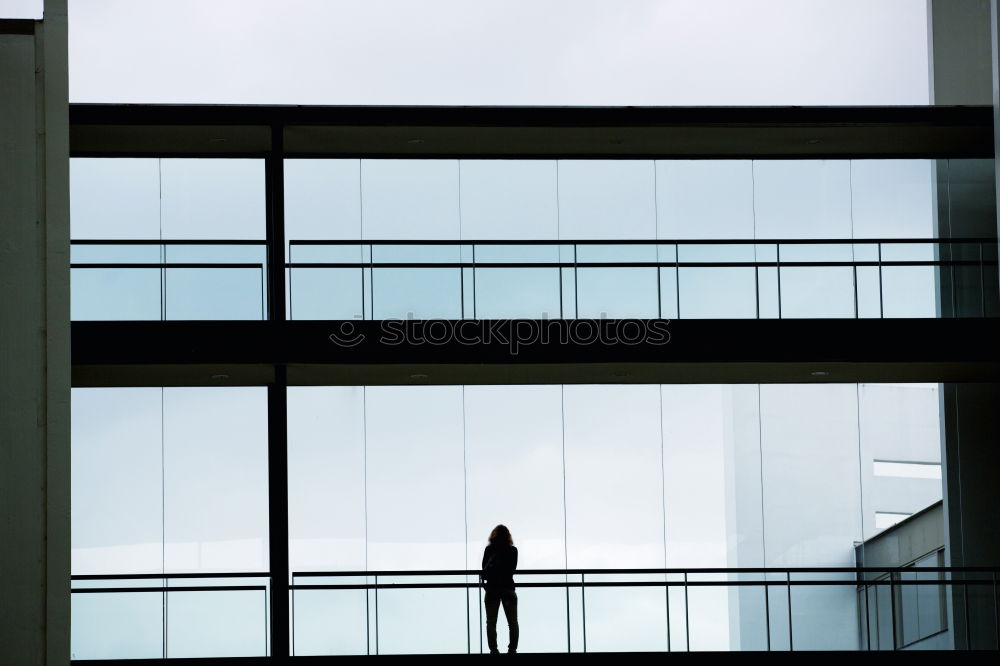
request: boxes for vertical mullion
[265,124,286,322]
[267,365,289,658]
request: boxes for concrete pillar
[0,1,70,664]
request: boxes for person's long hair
[489,524,514,547]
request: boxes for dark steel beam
[69,104,994,159]
[71,319,1000,387]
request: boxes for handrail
[292,566,1000,576]
[287,237,997,246]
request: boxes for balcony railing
[71,566,1000,658]
[70,238,999,322]
[70,240,267,321]
[70,572,271,659]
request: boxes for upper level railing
[71,566,1000,658]
[71,238,999,321]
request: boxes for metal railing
[68,238,999,321]
[70,572,271,660]
[70,566,1000,658]
[70,240,268,321]
[287,237,999,321]
[285,566,1000,655]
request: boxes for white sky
[66,0,931,105]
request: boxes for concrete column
[0,1,70,664]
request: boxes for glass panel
[71,268,162,320]
[364,387,465,570]
[753,161,852,239]
[375,584,468,654]
[163,388,269,573]
[757,267,779,319]
[71,243,161,264]
[656,161,754,240]
[850,160,935,239]
[464,386,565,571]
[371,244,461,264]
[284,159,362,256]
[166,589,267,657]
[289,243,365,264]
[160,159,265,240]
[288,387,366,575]
[563,385,664,569]
[778,243,854,262]
[678,267,757,318]
[71,388,163,575]
[659,268,678,319]
[661,385,741,651]
[70,158,160,240]
[856,266,882,318]
[371,268,462,319]
[778,267,855,318]
[164,267,265,320]
[758,384,863,650]
[575,244,657,264]
[360,160,459,239]
[576,267,659,318]
[473,244,559,264]
[292,588,368,656]
[474,268,561,319]
[880,243,936,262]
[881,266,937,318]
[678,244,756,263]
[164,244,266,265]
[557,161,656,239]
[459,160,558,240]
[288,268,363,320]
[71,591,164,660]
[857,383,942,545]
[583,581,668,652]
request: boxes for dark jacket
[481,543,518,590]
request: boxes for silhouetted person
[481,524,519,654]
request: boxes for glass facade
[71,382,951,657]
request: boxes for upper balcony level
[68,105,1000,385]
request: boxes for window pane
[72,388,163,575]
[557,161,656,240]
[459,160,558,240]
[656,161,754,240]
[163,388,269,573]
[753,161,852,240]
[160,159,265,240]
[364,387,465,570]
[361,160,459,239]
[288,387,366,574]
[758,384,862,650]
[71,158,160,240]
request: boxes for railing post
[764,571,771,652]
[786,571,793,651]
[684,572,690,652]
[581,572,587,653]
[888,571,897,650]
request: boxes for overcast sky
[58,0,930,105]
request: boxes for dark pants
[484,587,518,653]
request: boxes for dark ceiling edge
[68,104,994,128]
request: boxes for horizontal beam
[69,104,994,159]
[71,319,1000,386]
